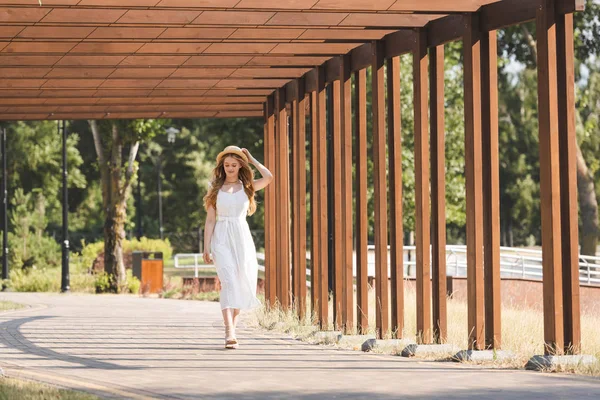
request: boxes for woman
[203,145,273,349]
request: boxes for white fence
[175,246,600,286]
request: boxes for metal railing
[175,246,600,286]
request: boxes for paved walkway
[0,293,598,399]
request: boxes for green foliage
[8,189,61,269]
[6,268,60,292]
[127,269,141,294]
[94,271,112,293]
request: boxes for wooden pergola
[0,0,584,355]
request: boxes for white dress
[211,189,261,311]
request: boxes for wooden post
[463,14,485,350]
[387,55,404,339]
[332,72,344,331]
[294,82,308,321]
[310,83,321,322]
[556,11,580,355]
[430,44,447,344]
[413,29,432,344]
[310,67,329,328]
[340,55,354,332]
[291,87,300,313]
[355,68,369,334]
[264,96,277,307]
[481,30,502,350]
[276,87,291,310]
[372,40,389,339]
[536,0,565,355]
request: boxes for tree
[88,119,166,292]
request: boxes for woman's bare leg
[232,309,241,331]
[221,308,234,339]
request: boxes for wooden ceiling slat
[228,28,305,40]
[0,113,54,121]
[184,55,253,66]
[157,0,239,7]
[312,0,396,10]
[247,55,328,65]
[192,11,275,25]
[155,79,219,88]
[96,97,151,105]
[119,55,190,66]
[0,67,50,78]
[0,0,79,5]
[40,9,127,24]
[0,26,24,39]
[88,27,166,40]
[298,29,394,40]
[0,78,47,88]
[108,68,176,78]
[55,55,127,66]
[45,68,116,79]
[17,26,96,39]
[170,68,235,78]
[94,89,153,97]
[0,7,50,23]
[269,42,360,54]
[215,110,262,118]
[77,0,161,6]
[234,0,318,9]
[229,67,309,78]
[339,13,445,27]
[203,43,278,54]
[214,78,289,88]
[136,43,211,54]
[42,79,106,88]
[117,10,201,24]
[42,89,98,97]
[100,79,162,88]
[2,42,77,53]
[70,42,145,54]
[266,12,348,26]
[158,27,235,39]
[388,0,490,12]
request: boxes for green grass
[0,378,101,400]
[0,301,26,312]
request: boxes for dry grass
[0,301,26,312]
[0,377,101,400]
[251,285,600,375]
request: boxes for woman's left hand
[242,148,254,163]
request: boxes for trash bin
[132,251,164,294]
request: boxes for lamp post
[61,121,70,293]
[1,127,8,290]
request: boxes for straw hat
[216,145,248,164]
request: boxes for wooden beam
[385,30,416,58]
[316,65,329,329]
[430,44,447,344]
[413,28,432,345]
[264,94,277,308]
[387,54,404,340]
[350,43,372,72]
[355,67,369,335]
[325,56,342,83]
[340,54,354,333]
[309,73,321,323]
[297,83,308,321]
[537,0,565,355]
[481,30,501,350]
[557,11,581,356]
[291,83,300,314]
[331,70,344,331]
[372,40,389,340]
[463,13,485,351]
[276,86,291,310]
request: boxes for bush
[81,237,173,273]
[94,272,112,293]
[8,232,61,270]
[6,268,60,292]
[126,269,141,294]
